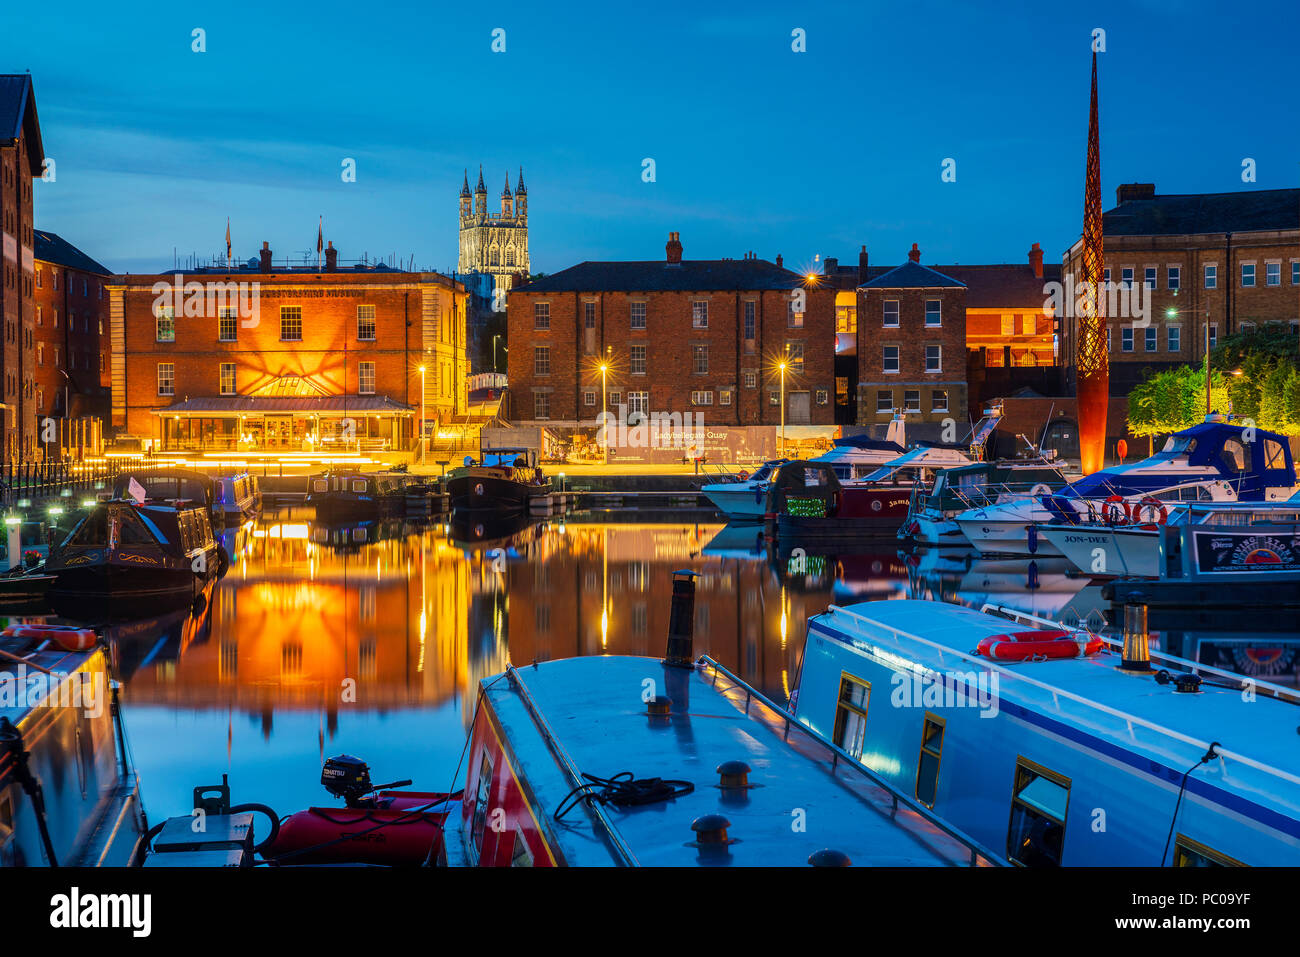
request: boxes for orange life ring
[738,470,750,482]
[1133,496,1167,529]
[976,629,1104,661]
[1102,495,1130,525]
[2,623,98,652]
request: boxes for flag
[316,216,323,255]
[225,218,231,262]
[127,476,147,504]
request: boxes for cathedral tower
[458,165,530,294]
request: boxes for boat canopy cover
[1060,420,1295,502]
[833,434,906,453]
[859,446,973,483]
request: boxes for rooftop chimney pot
[908,243,921,263]
[1028,242,1044,279]
[259,242,272,274]
[666,231,683,265]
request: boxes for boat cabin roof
[809,600,1300,823]
[0,646,102,727]
[859,446,973,482]
[483,655,996,866]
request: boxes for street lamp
[777,355,788,458]
[599,358,609,466]
[492,335,502,374]
[418,365,426,466]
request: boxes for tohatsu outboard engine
[321,754,414,808]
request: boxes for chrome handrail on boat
[694,654,1007,868]
[980,603,1300,707]
[503,666,640,867]
[824,605,1300,789]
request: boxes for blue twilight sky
[2,0,1297,276]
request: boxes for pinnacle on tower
[516,167,526,194]
[460,169,470,197]
[475,165,486,193]
[502,171,512,197]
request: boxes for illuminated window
[1007,759,1070,867]
[219,362,235,395]
[832,674,869,760]
[786,340,804,373]
[358,362,375,394]
[691,390,713,406]
[583,390,596,406]
[155,306,175,342]
[692,344,708,375]
[219,310,238,342]
[931,389,949,412]
[743,371,757,389]
[720,388,733,406]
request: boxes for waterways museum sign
[1193,530,1300,573]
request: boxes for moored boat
[447,448,551,515]
[901,458,1069,547]
[0,633,147,866]
[793,599,1300,865]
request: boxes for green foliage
[1127,364,1230,437]
[1210,324,1300,434]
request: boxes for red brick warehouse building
[109,242,468,451]
[33,230,112,425]
[506,232,836,429]
[0,74,42,461]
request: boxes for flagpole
[317,215,323,272]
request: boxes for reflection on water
[41,512,1298,822]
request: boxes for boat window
[832,674,870,760]
[351,480,368,493]
[470,751,494,860]
[118,510,156,546]
[1219,439,1246,473]
[66,509,108,547]
[1264,439,1287,470]
[1160,436,1197,455]
[1173,836,1243,867]
[915,714,945,808]
[510,830,534,867]
[313,479,328,493]
[1007,759,1070,867]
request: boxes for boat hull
[1040,525,1159,578]
[700,483,767,521]
[448,474,544,514]
[956,516,1062,557]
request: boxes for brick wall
[33,262,110,419]
[856,286,967,429]
[507,284,836,426]
[1,128,37,459]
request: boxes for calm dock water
[44,510,1298,824]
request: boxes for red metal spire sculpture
[1076,51,1107,474]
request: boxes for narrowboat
[956,416,1297,557]
[44,501,227,612]
[0,632,147,866]
[792,599,1300,865]
[1043,497,1300,580]
[1101,503,1300,608]
[212,471,260,520]
[306,471,406,522]
[447,448,551,515]
[439,572,1004,867]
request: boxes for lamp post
[418,365,426,466]
[492,335,501,374]
[777,355,788,458]
[599,359,609,466]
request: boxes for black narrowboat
[306,472,407,522]
[447,448,550,515]
[44,502,228,612]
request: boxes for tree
[1211,323,1300,434]
[1127,364,1230,437]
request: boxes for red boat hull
[266,791,456,866]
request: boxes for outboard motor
[321,754,412,808]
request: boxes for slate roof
[34,230,112,276]
[152,395,414,415]
[0,74,44,172]
[859,260,965,290]
[517,258,805,293]
[1104,188,1300,237]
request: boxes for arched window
[490,247,500,267]
[506,247,515,267]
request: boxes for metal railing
[824,603,1300,789]
[695,654,1006,867]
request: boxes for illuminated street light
[777,354,788,458]
[418,365,427,466]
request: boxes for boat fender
[1133,496,1167,529]
[1102,495,1130,525]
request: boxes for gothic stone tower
[458,165,529,294]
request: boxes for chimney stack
[858,245,869,284]
[907,243,921,263]
[1028,242,1044,279]
[776,253,783,268]
[823,257,838,276]
[665,231,683,264]
[259,242,272,274]
[325,241,338,272]
[1116,183,1155,204]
